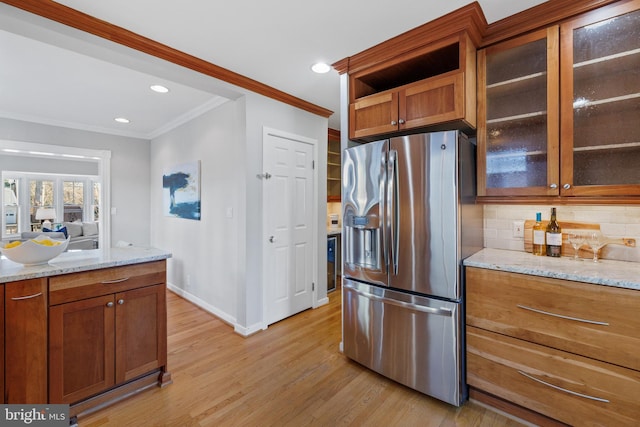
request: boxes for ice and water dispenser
[343,211,382,271]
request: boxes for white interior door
[263,129,315,326]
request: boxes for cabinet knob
[106,301,114,307]
[391,120,397,126]
[563,183,571,190]
[398,119,405,124]
[549,183,558,189]
[118,299,124,305]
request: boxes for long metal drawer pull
[516,304,609,326]
[11,292,43,301]
[101,277,130,284]
[347,285,452,317]
[518,370,609,403]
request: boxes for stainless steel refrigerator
[341,130,482,406]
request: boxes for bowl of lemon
[1,235,70,266]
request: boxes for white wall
[150,99,243,324]
[150,93,329,335]
[0,117,151,246]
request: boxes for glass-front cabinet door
[478,27,559,196]
[560,3,640,196]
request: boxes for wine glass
[567,231,585,261]
[587,231,605,263]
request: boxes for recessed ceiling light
[114,117,130,124]
[150,84,170,93]
[311,62,331,74]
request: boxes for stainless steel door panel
[389,132,460,300]
[342,279,462,406]
[342,140,388,286]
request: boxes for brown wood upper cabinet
[349,33,477,141]
[478,0,640,199]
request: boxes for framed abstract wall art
[162,160,201,220]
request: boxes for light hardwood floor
[81,288,524,426]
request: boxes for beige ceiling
[0,0,548,139]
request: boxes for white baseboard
[167,283,236,327]
[315,296,329,307]
[233,322,264,337]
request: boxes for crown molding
[332,2,487,75]
[0,0,333,119]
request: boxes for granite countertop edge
[0,247,172,283]
[464,248,640,291]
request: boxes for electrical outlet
[512,220,525,238]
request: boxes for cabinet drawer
[49,260,166,305]
[466,267,640,370]
[467,326,640,426]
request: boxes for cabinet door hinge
[312,160,315,170]
[312,282,315,291]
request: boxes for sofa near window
[22,221,99,251]
[63,221,99,250]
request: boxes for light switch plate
[512,220,525,238]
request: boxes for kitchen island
[463,248,640,426]
[0,246,172,422]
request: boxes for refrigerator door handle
[345,283,453,317]
[388,149,399,275]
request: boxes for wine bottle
[546,207,562,257]
[532,212,545,256]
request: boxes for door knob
[269,236,275,243]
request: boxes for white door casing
[262,128,316,327]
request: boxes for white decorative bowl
[1,235,70,266]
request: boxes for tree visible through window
[63,180,84,222]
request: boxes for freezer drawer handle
[517,370,609,403]
[348,285,452,317]
[516,304,609,326]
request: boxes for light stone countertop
[0,246,172,283]
[327,228,341,236]
[464,248,640,291]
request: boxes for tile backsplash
[327,202,342,229]
[484,205,640,262]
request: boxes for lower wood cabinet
[0,260,169,412]
[49,284,166,404]
[467,326,640,426]
[466,267,640,425]
[4,278,48,404]
[49,294,116,403]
